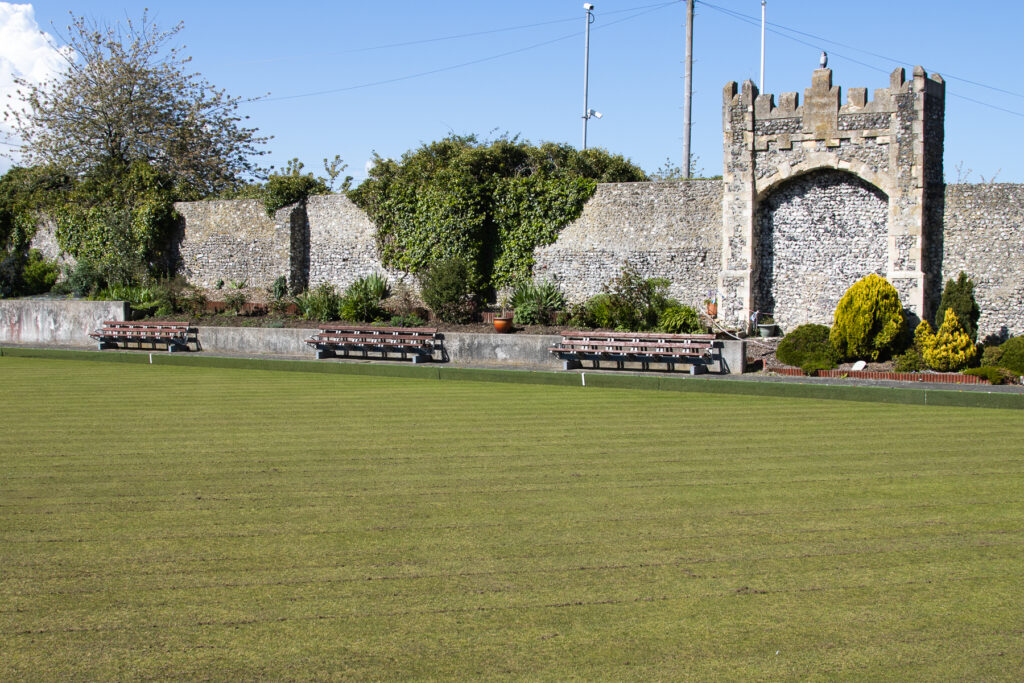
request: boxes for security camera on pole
[581,4,601,149]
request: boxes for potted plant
[704,291,718,318]
[757,315,776,338]
[493,297,513,333]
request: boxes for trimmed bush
[980,343,1004,368]
[963,367,1005,385]
[657,305,704,334]
[800,354,836,376]
[892,349,926,372]
[830,274,905,361]
[914,310,977,372]
[936,271,980,342]
[998,337,1024,375]
[418,257,480,324]
[776,324,837,369]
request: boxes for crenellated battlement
[725,66,944,116]
[725,67,945,139]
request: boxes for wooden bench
[305,326,441,363]
[89,321,197,353]
[549,330,717,374]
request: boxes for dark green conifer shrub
[776,324,838,369]
[418,257,480,324]
[936,271,981,342]
[980,343,1004,368]
[997,337,1024,375]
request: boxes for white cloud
[0,3,69,170]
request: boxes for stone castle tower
[718,66,946,329]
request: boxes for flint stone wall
[306,194,404,289]
[756,169,889,330]
[173,200,302,289]
[942,184,1024,340]
[533,180,722,306]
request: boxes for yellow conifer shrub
[829,274,905,361]
[915,310,977,372]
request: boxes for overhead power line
[697,0,1024,119]
[262,1,680,103]
[238,1,681,67]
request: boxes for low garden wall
[194,327,745,373]
[0,299,745,374]
[0,299,127,346]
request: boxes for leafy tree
[322,155,353,193]
[350,134,646,291]
[4,10,268,200]
[649,155,707,180]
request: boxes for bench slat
[90,321,196,353]
[307,325,440,363]
[550,329,717,373]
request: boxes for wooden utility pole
[682,0,694,178]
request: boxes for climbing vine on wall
[54,160,178,285]
[492,174,596,289]
[349,135,645,293]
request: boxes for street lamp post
[582,3,596,149]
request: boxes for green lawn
[2,356,1023,680]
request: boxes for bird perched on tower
[820,51,828,69]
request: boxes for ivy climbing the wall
[349,135,646,296]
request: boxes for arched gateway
[756,169,888,330]
[718,66,946,329]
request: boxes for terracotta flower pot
[493,316,513,333]
[706,302,718,317]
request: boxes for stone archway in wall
[755,168,888,329]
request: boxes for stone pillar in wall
[719,79,759,328]
[718,66,945,329]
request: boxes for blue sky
[2,1,1022,184]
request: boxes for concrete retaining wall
[0,299,127,346]
[0,301,743,374]
[195,326,744,374]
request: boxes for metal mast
[682,0,694,178]
[582,4,595,149]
